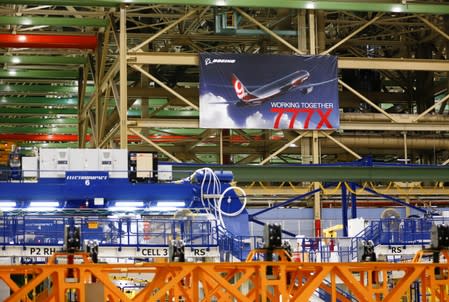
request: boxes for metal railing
[292,217,449,263]
[0,215,219,249]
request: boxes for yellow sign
[87,222,98,229]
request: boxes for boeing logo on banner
[66,172,109,186]
[205,58,236,66]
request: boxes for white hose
[218,186,247,217]
[185,168,247,232]
[216,186,247,230]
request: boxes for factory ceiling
[0,1,449,165]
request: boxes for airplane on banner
[231,70,336,106]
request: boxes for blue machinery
[0,148,445,263]
[0,148,253,261]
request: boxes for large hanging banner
[199,53,339,129]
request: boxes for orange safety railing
[1,253,449,302]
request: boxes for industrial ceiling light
[391,5,403,13]
[115,201,144,208]
[28,201,59,211]
[156,201,185,208]
[305,1,315,9]
[109,201,145,212]
[147,206,179,212]
[29,201,59,207]
[0,201,16,211]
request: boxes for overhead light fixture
[109,201,145,212]
[148,206,179,212]
[115,201,144,207]
[29,201,59,207]
[0,201,16,208]
[0,201,16,211]
[22,18,32,26]
[391,5,403,13]
[11,57,21,64]
[28,201,59,211]
[305,1,316,9]
[156,201,185,208]
[8,70,17,76]
[109,207,137,212]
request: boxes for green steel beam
[0,117,78,124]
[0,108,77,115]
[0,127,78,134]
[172,165,449,182]
[0,16,107,27]
[0,85,94,94]
[128,109,199,117]
[0,69,78,79]
[19,142,78,148]
[0,97,78,107]
[0,56,87,65]
[149,129,204,135]
[0,0,448,14]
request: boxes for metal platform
[2,252,449,302]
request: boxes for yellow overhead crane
[323,224,343,238]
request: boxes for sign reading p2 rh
[199,53,339,129]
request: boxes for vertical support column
[309,10,316,56]
[316,11,326,53]
[78,66,88,148]
[297,10,307,53]
[342,184,348,237]
[309,11,321,237]
[312,131,321,237]
[300,138,311,164]
[403,131,408,163]
[405,197,411,217]
[95,45,101,148]
[119,5,128,149]
[219,129,223,165]
[222,129,231,164]
[141,44,149,138]
[351,183,357,219]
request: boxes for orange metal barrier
[1,256,449,301]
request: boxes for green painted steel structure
[0,117,78,124]
[0,0,448,14]
[0,108,77,115]
[128,109,199,117]
[19,142,79,148]
[0,56,87,65]
[172,165,449,182]
[0,70,79,79]
[0,97,78,106]
[0,126,78,134]
[0,16,107,27]
[0,85,93,94]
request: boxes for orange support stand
[0,252,448,301]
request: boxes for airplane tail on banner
[232,74,254,101]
